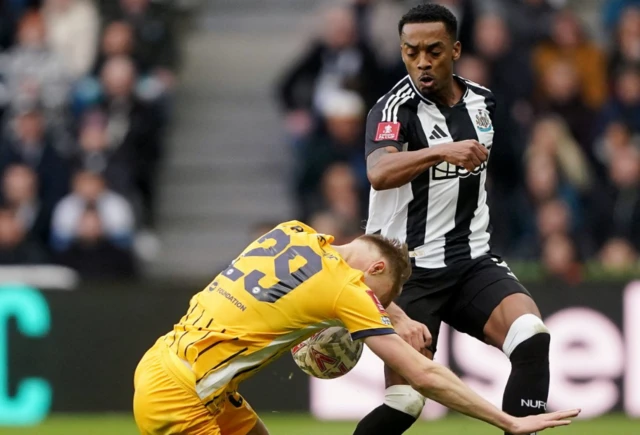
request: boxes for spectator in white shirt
[43,0,99,79]
[51,170,135,251]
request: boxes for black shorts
[395,254,531,354]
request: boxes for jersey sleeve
[364,97,407,158]
[333,280,395,341]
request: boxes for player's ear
[368,260,386,276]
[452,41,461,61]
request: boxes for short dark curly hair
[398,3,458,41]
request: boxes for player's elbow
[368,169,392,190]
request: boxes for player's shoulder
[276,220,316,234]
[273,221,337,251]
[457,75,495,99]
[333,262,372,294]
[338,271,389,313]
[374,76,416,105]
[368,76,419,121]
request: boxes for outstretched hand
[508,409,581,434]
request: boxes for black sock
[353,404,417,435]
[502,333,551,435]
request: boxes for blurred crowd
[0,0,181,279]
[277,0,640,282]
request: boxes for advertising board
[1,280,639,426]
[311,281,640,420]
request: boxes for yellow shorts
[133,339,258,435]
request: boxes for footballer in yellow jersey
[133,221,580,435]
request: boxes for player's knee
[502,313,550,359]
[384,385,426,418]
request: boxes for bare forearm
[367,335,575,435]
[414,365,513,432]
[368,147,442,190]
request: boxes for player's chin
[419,88,434,98]
[418,82,436,96]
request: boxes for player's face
[400,22,461,98]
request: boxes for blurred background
[0,0,639,433]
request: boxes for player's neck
[430,76,464,107]
[333,243,367,269]
[334,241,378,272]
[332,244,353,263]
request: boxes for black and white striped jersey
[365,75,496,269]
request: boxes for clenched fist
[440,140,488,172]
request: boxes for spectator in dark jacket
[91,20,138,76]
[472,13,534,129]
[56,203,137,279]
[534,60,596,156]
[0,106,70,212]
[607,6,640,77]
[1,164,50,245]
[103,0,179,92]
[99,55,162,227]
[295,89,367,220]
[0,207,48,264]
[589,147,640,252]
[278,4,384,141]
[70,109,136,200]
[599,66,640,136]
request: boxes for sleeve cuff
[365,141,402,158]
[351,328,395,341]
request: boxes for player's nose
[416,53,431,70]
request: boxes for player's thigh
[386,291,444,386]
[444,258,538,348]
[133,346,220,435]
[395,270,453,354]
[217,391,261,435]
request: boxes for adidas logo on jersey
[428,125,447,140]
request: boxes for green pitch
[1,413,638,434]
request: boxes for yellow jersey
[161,221,394,410]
